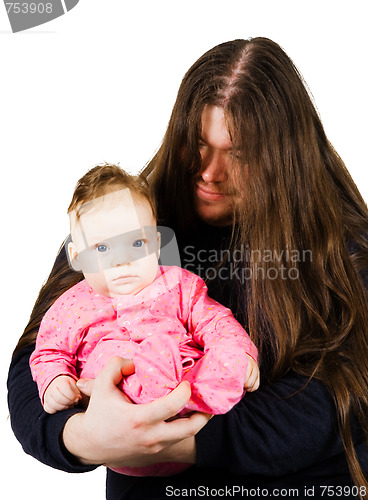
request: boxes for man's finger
[79,357,135,397]
[97,356,136,388]
[77,378,94,397]
[159,411,212,443]
[140,381,192,423]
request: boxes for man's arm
[195,371,356,476]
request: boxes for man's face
[69,190,160,297]
[192,105,242,226]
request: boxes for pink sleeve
[182,271,258,414]
[29,281,107,400]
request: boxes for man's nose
[199,151,229,183]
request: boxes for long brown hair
[143,38,368,489]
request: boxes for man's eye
[96,244,109,253]
[133,239,144,248]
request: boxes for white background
[0,1,367,498]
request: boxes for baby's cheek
[137,256,159,284]
[84,272,111,296]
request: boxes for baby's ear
[67,240,82,272]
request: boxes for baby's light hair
[67,163,157,220]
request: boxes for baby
[30,164,259,476]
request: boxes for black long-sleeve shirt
[7,225,368,499]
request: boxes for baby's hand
[244,356,260,392]
[43,375,82,414]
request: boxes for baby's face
[69,190,160,297]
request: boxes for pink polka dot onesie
[30,266,257,476]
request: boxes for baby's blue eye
[96,244,108,253]
[133,239,144,248]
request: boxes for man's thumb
[76,378,94,397]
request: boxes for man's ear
[156,231,161,259]
[67,241,83,272]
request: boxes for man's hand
[63,357,210,468]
